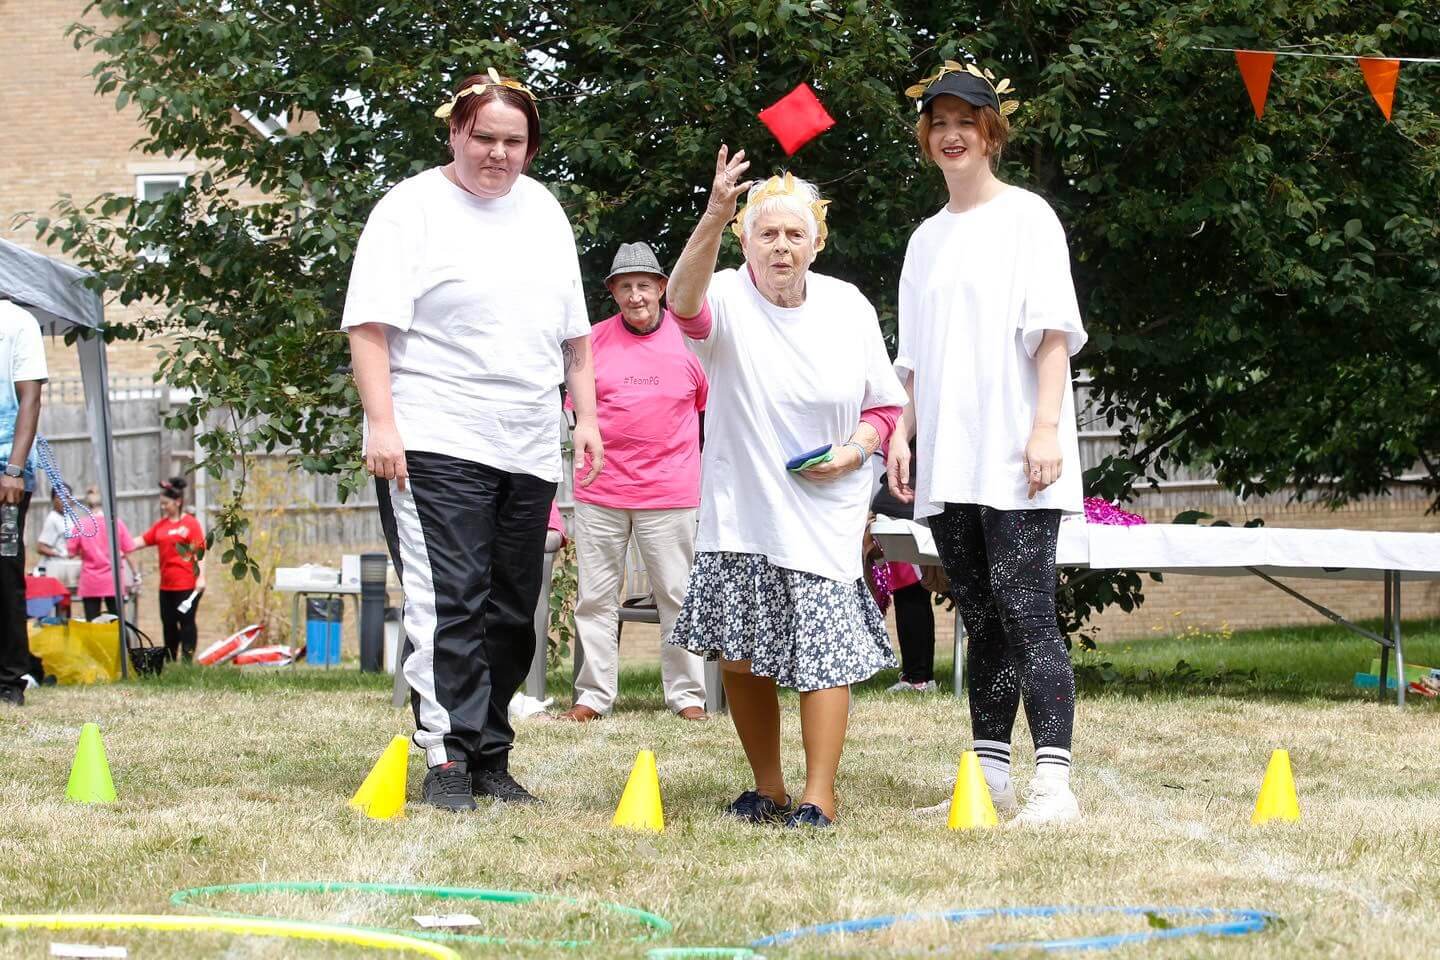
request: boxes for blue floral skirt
[668,551,897,692]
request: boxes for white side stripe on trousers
[386,477,452,767]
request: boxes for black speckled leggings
[929,503,1074,751]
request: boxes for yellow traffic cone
[947,751,997,830]
[612,750,664,832]
[66,722,117,804]
[1251,749,1300,824]
[349,735,410,820]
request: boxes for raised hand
[705,144,753,221]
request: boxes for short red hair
[447,73,542,167]
[916,100,1009,169]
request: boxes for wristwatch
[2,464,24,479]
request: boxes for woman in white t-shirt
[667,150,907,829]
[36,489,71,561]
[343,70,602,813]
[887,66,1088,825]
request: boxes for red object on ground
[758,83,836,156]
[197,623,263,666]
[25,575,68,599]
[233,645,297,667]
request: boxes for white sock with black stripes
[973,739,1012,795]
[1034,746,1073,783]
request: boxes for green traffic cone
[66,722,117,804]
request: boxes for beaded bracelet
[840,440,869,470]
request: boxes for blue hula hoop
[750,905,1274,953]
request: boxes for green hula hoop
[170,881,673,948]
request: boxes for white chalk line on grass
[1091,765,1392,917]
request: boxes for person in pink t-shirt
[67,486,136,620]
[558,241,711,723]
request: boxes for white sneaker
[990,780,1019,817]
[886,679,938,694]
[507,693,553,722]
[912,779,1017,818]
[1012,774,1080,826]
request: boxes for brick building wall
[0,0,185,379]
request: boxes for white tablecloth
[873,517,1440,582]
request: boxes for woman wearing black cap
[888,64,1088,825]
[132,477,207,660]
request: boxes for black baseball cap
[918,70,999,113]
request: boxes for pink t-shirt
[569,310,708,509]
[888,561,922,591]
[68,513,136,599]
[547,501,566,545]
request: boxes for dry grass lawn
[1,624,1438,958]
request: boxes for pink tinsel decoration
[867,560,893,613]
[1084,497,1147,526]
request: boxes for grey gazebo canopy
[0,236,131,675]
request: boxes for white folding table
[872,517,1440,706]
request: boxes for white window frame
[135,173,188,262]
[239,109,289,141]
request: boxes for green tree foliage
[30,2,1440,634]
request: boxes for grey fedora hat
[605,241,667,281]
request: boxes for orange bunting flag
[1234,50,1277,120]
[1358,57,1400,121]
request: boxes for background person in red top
[132,477,206,661]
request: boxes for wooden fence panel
[24,377,191,548]
[22,375,1428,555]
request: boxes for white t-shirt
[38,509,71,557]
[341,169,589,482]
[690,268,907,583]
[0,300,49,491]
[897,187,1087,520]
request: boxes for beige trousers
[572,501,707,714]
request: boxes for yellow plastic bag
[29,620,122,685]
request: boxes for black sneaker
[724,789,793,825]
[785,803,833,829]
[473,767,541,805]
[421,761,477,812]
[0,685,23,706]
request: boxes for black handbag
[126,622,166,676]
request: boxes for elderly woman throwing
[666,148,906,828]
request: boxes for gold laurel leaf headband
[905,60,1021,117]
[434,67,536,120]
[730,172,833,252]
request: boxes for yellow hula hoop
[0,913,461,959]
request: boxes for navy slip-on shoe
[784,802,833,829]
[724,789,793,824]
